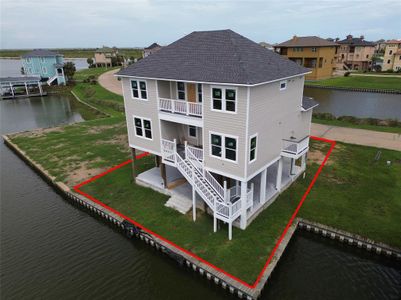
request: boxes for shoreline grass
[313,118,401,134]
[306,76,401,91]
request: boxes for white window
[133,116,152,140]
[42,66,47,74]
[210,132,237,162]
[249,134,257,162]
[177,82,186,100]
[280,80,287,90]
[26,58,31,63]
[311,47,317,52]
[188,125,197,138]
[131,80,147,100]
[211,87,236,113]
[41,57,45,63]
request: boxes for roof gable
[117,30,309,85]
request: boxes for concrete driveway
[98,69,123,96]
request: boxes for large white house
[116,30,317,239]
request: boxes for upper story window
[389,50,393,55]
[42,66,47,74]
[134,116,152,140]
[131,80,147,100]
[210,132,237,162]
[177,82,185,100]
[211,87,236,113]
[26,58,31,63]
[197,83,202,102]
[293,47,303,52]
[40,57,45,63]
[249,134,257,162]
[311,47,317,52]
[280,80,287,90]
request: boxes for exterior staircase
[47,74,58,85]
[161,139,253,228]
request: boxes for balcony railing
[282,136,309,157]
[159,98,202,118]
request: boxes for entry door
[187,83,196,102]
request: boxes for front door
[187,83,196,102]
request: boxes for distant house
[143,43,162,58]
[336,35,376,71]
[274,36,339,80]
[94,47,118,67]
[21,49,66,85]
[382,40,401,72]
[259,42,274,51]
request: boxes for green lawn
[312,118,401,134]
[73,67,119,81]
[306,76,401,91]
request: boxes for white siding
[122,78,161,154]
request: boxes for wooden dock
[0,76,44,99]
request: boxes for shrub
[313,112,336,120]
[344,72,350,77]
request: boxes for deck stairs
[47,75,58,85]
[161,139,253,225]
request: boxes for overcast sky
[1,0,400,49]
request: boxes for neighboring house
[274,36,339,80]
[259,42,274,51]
[116,30,317,240]
[336,35,376,71]
[382,40,401,72]
[21,49,66,85]
[94,47,118,67]
[143,43,162,58]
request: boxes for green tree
[87,58,94,66]
[63,62,76,82]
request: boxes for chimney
[293,35,297,41]
[347,34,353,40]
[360,35,365,40]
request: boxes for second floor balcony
[159,97,203,118]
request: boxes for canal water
[1,96,401,299]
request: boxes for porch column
[9,83,14,97]
[160,162,167,188]
[38,82,43,95]
[301,153,307,170]
[240,180,248,230]
[228,221,232,240]
[260,168,267,204]
[276,157,283,191]
[130,148,137,182]
[290,158,296,175]
[192,186,196,221]
[24,83,29,95]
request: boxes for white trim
[249,133,258,163]
[156,80,163,155]
[209,130,238,164]
[158,111,203,127]
[129,143,161,156]
[210,85,238,114]
[115,72,311,87]
[133,115,153,140]
[130,79,148,101]
[244,86,250,177]
[247,155,281,181]
[279,80,287,91]
[203,165,245,182]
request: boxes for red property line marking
[73,136,335,290]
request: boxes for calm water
[0,58,88,77]
[304,87,401,120]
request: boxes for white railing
[159,98,202,117]
[282,136,309,156]
[187,145,203,161]
[161,139,176,162]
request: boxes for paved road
[98,69,123,96]
[97,72,401,151]
[311,123,401,151]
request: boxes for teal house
[21,49,66,85]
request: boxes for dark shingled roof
[276,36,338,47]
[117,30,309,85]
[145,43,161,50]
[302,96,319,111]
[21,49,61,58]
[338,37,376,46]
